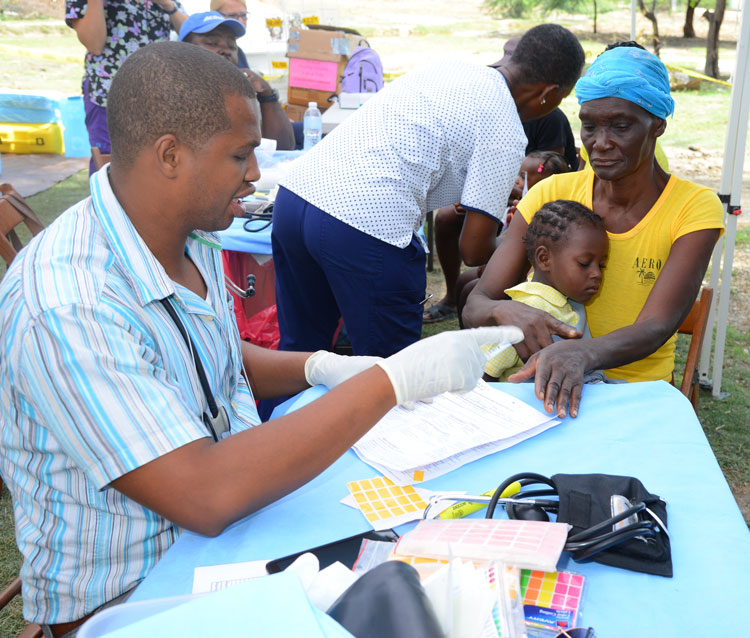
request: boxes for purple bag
[341,46,384,93]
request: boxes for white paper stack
[352,381,560,485]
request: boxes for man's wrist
[257,89,279,103]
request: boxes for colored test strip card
[393,519,569,572]
[347,476,430,529]
[520,569,585,629]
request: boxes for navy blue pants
[272,186,427,358]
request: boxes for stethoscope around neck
[159,297,230,442]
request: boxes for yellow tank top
[517,170,724,382]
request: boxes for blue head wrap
[575,47,674,120]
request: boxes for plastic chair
[677,287,713,412]
[0,183,45,267]
[91,147,111,171]
[0,577,43,638]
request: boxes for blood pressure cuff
[552,473,672,577]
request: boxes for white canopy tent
[699,0,750,397]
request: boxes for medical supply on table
[438,482,522,519]
[303,101,322,150]
[520,570,586,636]
[266,529,399,574]
[484,472,672,576]
[394,519,569,571]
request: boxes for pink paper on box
[289,58,339,91]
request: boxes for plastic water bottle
[303,101,322,151]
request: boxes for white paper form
[352,382,559,485]
[192,560,269,593]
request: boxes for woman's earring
[541,97,547,105]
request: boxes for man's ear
[153,134,181,178]
[534,244,552,272]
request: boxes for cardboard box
[287,27,364,62]
[286,27,364,107]
[287,86,336,109]
[285,103,307,122]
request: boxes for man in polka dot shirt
[272,24,585,358]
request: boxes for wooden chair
[91,146,111,171]
[0,184,45,267]
[677,287,713,412]
[0,577,43,638]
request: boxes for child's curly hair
[524,200,605,263]
[526,150,570,175]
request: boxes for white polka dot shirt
[280,60,528,249]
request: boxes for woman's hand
[491,300,581,361]
[509,339,591,419]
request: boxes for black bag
[553,473,672,577]
[328,560,443,638]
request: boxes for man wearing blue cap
[465,42,724,420]
[180,11,294,149]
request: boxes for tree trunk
[638,0,661,57]
[593,0,598,34]
[703,0,727,78]
[683,2,700,38]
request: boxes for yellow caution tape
[665,63,732,87]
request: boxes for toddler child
[483,199,609,380]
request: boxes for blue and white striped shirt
[0,168,260,624]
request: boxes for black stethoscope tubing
[159,297,221,442]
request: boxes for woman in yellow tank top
[463,42,724,419]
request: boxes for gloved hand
[305,351,383,389]
[376,326,523,406]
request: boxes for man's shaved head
[107,41,255,166]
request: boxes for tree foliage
[482,0,616,33]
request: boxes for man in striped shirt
[0,42,518,635]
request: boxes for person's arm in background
[153,0,188,32]
[68,0,106,55]
[243,69,295,150]
[458,209,500,266]
[509,228,721,418]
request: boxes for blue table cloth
[132,381,750,636]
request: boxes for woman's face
[579,97,665,181]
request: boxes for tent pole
[705,0,750,397]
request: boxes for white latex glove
[376,326,524,406]
[305,350,383,389]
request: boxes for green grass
[0,489,23,637]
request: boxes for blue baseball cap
[179,11,245,41]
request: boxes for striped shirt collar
[88,167,222,307]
